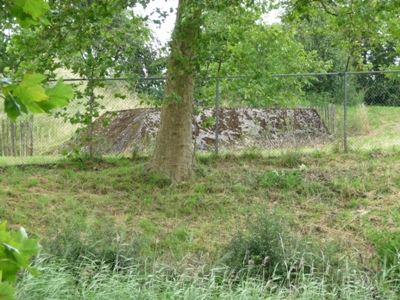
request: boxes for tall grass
[17,254,400,300]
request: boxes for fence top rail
[48,69,400,82]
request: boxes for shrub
[221,210,293,279]
[220,209,348,284]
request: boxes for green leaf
[0,259,20,284]
[7,250,30,272]
[20,0,51,20]
[19,239,42,258]
[4,94,21,122]
[0,223,41,285]
[25,102,45,114]
[14,73,49,105]
[3,75,71,119]
[44,79,74,109]
[0,280,17,300]
[9,1,42,28]
[3,243,20,254]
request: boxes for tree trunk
[150,0,201,183]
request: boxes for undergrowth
[16,253,400,299]
[1,148,400,298]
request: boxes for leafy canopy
[1,0,74,121]
[3,0,51,28]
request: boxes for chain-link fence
[211,70,400,154]
[1,70,399,165]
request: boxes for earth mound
[63,107,331,154]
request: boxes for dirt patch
[61,107,331,154]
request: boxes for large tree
[149,0,274,182]
[151,0,400,182]
[150,0,201,182]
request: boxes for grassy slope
[2,105,400,298]
[1,148,400,267]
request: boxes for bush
[221,210,293,279]
[221,209,348,284]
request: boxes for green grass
[0,155,65,166]
[1,149,400,299]
[1,150,399,254]
[1,103,400,298]
[335,105,400,150]
[16,254,400,299]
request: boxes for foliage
[0,221,41,300]
[357,40,400,106]
[0,0,51,29]
[286,14,348,105]
[4,0,161,155]
[0,75,74,121]
[281,0,400,53]
[198,17,329,107]
[0,0,74,121]
[280,0,400,83]
[280,1,400,106]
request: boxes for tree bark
[150,0,201,183]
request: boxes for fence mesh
[0,70,399,165]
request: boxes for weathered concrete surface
[63,107,331,154]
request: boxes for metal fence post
[89,81,94,158]
[215,78,219,155]
[343,57,350,153]
[343,72,348,152]
[29,115,33,156]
